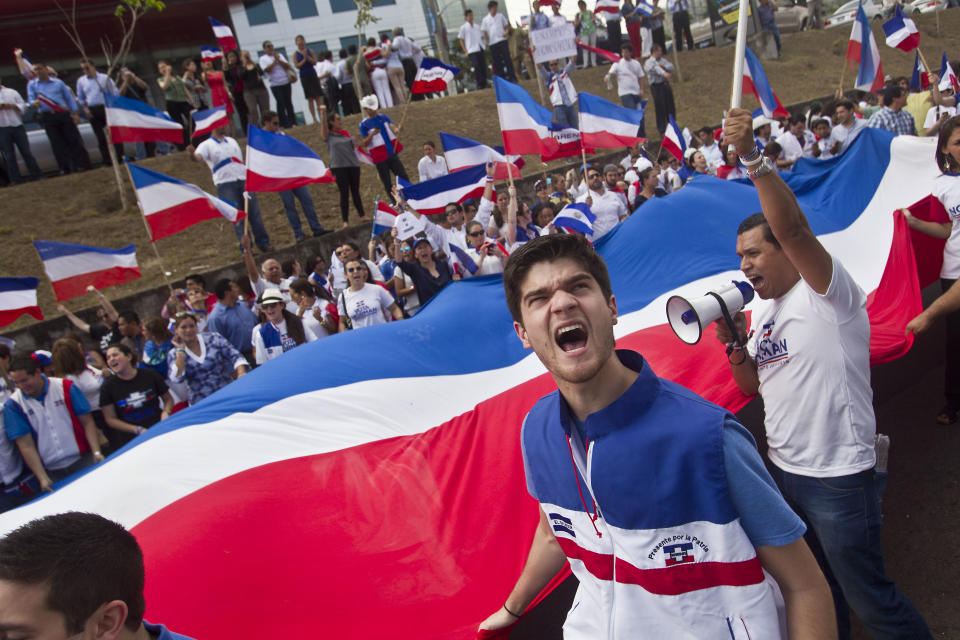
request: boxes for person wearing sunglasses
[251,288,317,364]
[337,259,402,331]
[391,233,460,306]
[464,220,507,276]
[168,313,248,406]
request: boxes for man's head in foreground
[503,234,617,385]
[0,512,146,640]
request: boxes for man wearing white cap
[359,94,409,197]
[251,288,318,364]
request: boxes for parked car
[7,122,138,177]
[691,0,810,48]
[823,0,883,28]
[907,0,947,14]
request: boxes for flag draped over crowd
[0,129,943,637]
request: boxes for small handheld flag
[847,5,884,93]
[742,46,789,118]
[551,202,597,236]
[209,17,237,51]
[662,115,687,162]
[594,0,621,14]
[412,58,460,94]
[941,53,960,93]
[192,106,230,139]
[372,199,399,236]
[105,93,183,144]
[34,241,140,302]
[882,6,919,52]
[438,131,524,179]
[36,94,67,113]
[578,92,647,148]
[14,48,35,80]
[447,243,479,275]
[494,76,559,156]
[245,125,334,192]
[0,277,42,327]
[909,52,930,91]
[201,46,221,61]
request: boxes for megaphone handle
[706,291,747,356]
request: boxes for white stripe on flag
[246,146,329,180]
[136,181,213,216]
[42,251,138,282]
[579,111,643,138]
[0,288,37,313]
[105,107,181,132]
[496,102,551,138]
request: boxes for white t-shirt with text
[932,173,960,278]
[338,283,395,329]
[747,256,876,477]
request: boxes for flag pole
[730,0,751,108]
[124,162,174,294]
[916,49,933,85]
[527,0,548,106]
[399,91,414,131]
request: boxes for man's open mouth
[555,323,588,353]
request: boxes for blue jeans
[0,125,41,182]
[770,467,931,640]
[764,22,782,54]
[279,186,325,239]
[216,180,271,251]
[619,94,647,138]
[554,103,578,129]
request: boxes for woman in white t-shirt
[337,258,403,331]
[289,277,338,338]
[902,115,960,424]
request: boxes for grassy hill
[3,10,958,330]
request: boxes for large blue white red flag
[0,277,42,327]
[662,114,686,162]
[245,125,333,192]
[191,106,229,139]
[551,202,597,236]
[940,52,960,92]
[910,51,931,91]
[438,131,524,180]
[882,6,919,52]
[33,241,140,302]
[412,58,460,94]
[399,164,487,215]
[742,46,788,118]
[847,5,884,93]
[127,163,244,241]
[372,199,399,235]
[578,92,647,148]
[208,17,237,51]
[14,48,35,80]
[594,0,621,14]
[104,93,183,144]
[0,130,939,638]
[200,46,221,61]
[494,76,559,156]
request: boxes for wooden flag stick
[124,162,173,293]
[917,49,934,86]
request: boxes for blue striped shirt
[27,77,78,113]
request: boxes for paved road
[511,287,957,639]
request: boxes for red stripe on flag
[50,267,142,302]
[145,199,244,242]
[0,306,43,327]
[245,170,334,192]
[581,131,646,149]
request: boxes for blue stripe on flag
[104,93,177,121]
[246,124,323,160]
[0,277,40,293]
[577,92,646,126]
[493,76,554,128]
[33,241,136,261]
[399,164,487,201]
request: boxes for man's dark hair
[620,43,633,53]
[348,44,357,55]
[262,110,278,124]
[445,202,463,213]
[424,140,436,148]
[0,512,145,634]
[465,8,473,16]
[488,0,498,7]
[184,274,206,288]
[213,278,234,300]
[8,355,39,375]
[788,114,805,126]
[340,48,348,59]
[650,43,662,54]
[835,98,855,111]
[281,258,300,279]
[697,126,713,137]
[0,344,10,360]
[737,213,781,249]
[342,241,361,253]
[762,140,782,158]
[117,310,140,325]
[503,234,612,324]
[882,85,904,106]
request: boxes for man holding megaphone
[715,109,932,639]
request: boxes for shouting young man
[478,233,836,638]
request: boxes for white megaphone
[666,281,755,345]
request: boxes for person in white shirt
[75,59,120,167]
[827,99,866,156]
[392,27,423,97]
[809,118,834,160]
[696,126,724,170]
[548,3,568,26]
[251,288,318,364]
[459,9,488,90]
[258,40,295,128]
[576,166,628,238]
[337,258,403,330]
[186,124,271,251]
[329,241,386,298]
[716,107,933,640]
[922,94,957,138]
[241,236,297,314]
[605,43,646,118]
[481,1,516,82]
[775,115,817,169]
[417,140,449,181]
[0,80,41,183]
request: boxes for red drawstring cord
[566,434,602,539]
